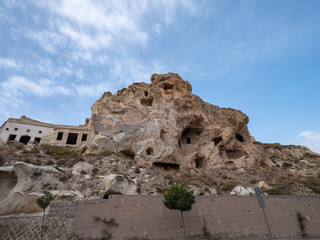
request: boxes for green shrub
[43,144,80,158]
[221,180,239,191]
[301,176,320,194]
[265,188,283,195]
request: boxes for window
[56,132,63,140]
[66,133,78,145]
[27,129,30,132]
[81,134,88,142]
[8,135,16,141]
[38,131,42,134]
[187,137,191,144]
[19,135,31,145]
[34,137,41,144]
[14,128,18,131]
[5,128,9,131]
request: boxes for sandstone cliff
[82,73,267,170]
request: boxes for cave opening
[195,156,205,168]
[153,162,180,170]
[146,147,153,156]
[120,149,135,159]
[181,127,203,145]
[140,97,153,107]
[144,91,148,97]
[226,150,247,159]
[213,137,223,145]
[236,133,244,142]
[163,83,173,90]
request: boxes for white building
[0,116,92,146]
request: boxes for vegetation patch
[265,188,283,195]
[221,180,239,191]
[43,144,81,158]
[93,216,118,239]
[301,176,320,194]
[296,212,307,238]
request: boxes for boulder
[100,174,138,197]
[0,162,60,216]
[230,186,255,196]
[257,181,270,190]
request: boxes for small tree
[163,183,196,239]
[36,191,54,240]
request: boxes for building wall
[0,121,92,146]
[0,122,54,145]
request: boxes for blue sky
[0,0,320,153]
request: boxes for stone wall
[1,195,320,240]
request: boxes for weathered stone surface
[100,174,138,196]
[85,73,266,170]
[0,162,83,215]
[257,181,270,190]
[230,186,255,196]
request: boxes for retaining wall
[0,195,320,240]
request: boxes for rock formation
[0,73,319,217]
[81,73,266,170]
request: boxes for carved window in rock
[180,126,203,145]
[163,83,173,90]
[236,133,244,142]
[195,156,205,168]
[146,147,153,156]
[34,137,41,144]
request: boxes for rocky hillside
[0,131,319,216]
[0,73,319,216]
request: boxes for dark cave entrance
[153,162,180,171]
[236,133,244,142]
[195,156,205,168]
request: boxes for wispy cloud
[1,76,72,98]
[26,30,66,53]
[0,57,19,68]
[298,131,320,153]
[298,131,320,140]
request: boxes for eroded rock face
[0,162,83,215]
[85,73,263,170]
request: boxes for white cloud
[152,23,163,34]
[1,76,72,97]
[0,57,19,68]
[298,131,320,153]
[298,131,320,140]
[26,30,66,53]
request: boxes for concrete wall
[1,195,320,240]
